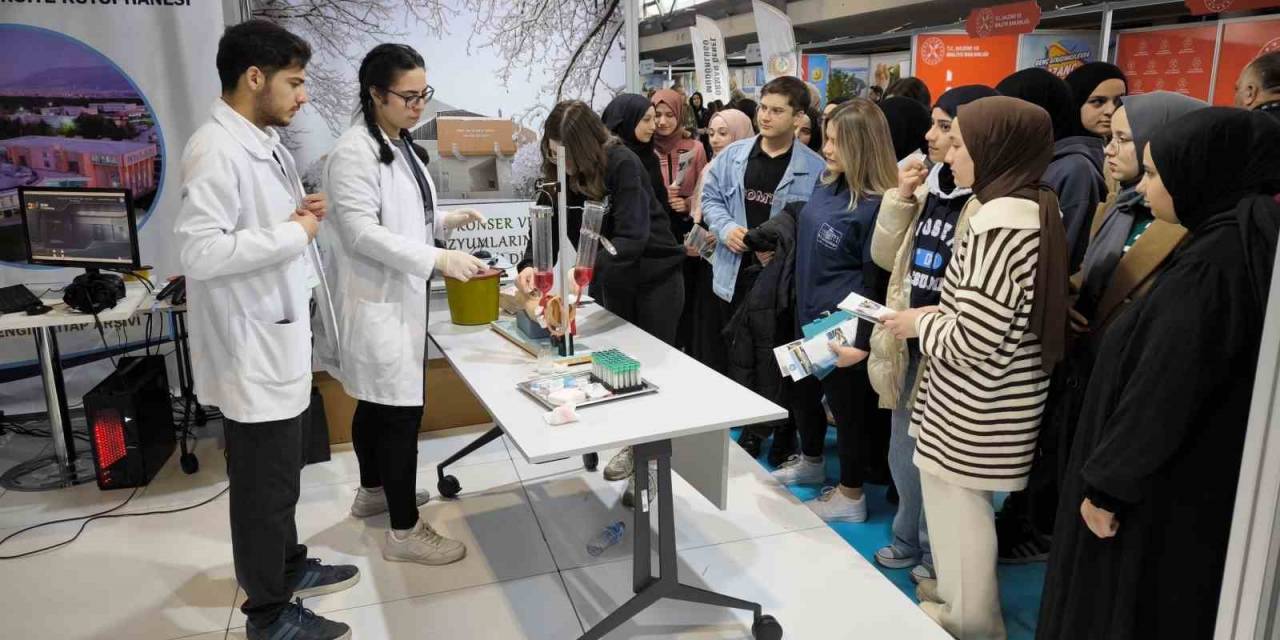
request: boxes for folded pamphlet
[838,291,891,325]
[774,313,861,381]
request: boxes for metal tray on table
[516,370,659,410]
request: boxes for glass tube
[530,204,554,296]
[574,201,606,292]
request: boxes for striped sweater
[909,197,1051,492]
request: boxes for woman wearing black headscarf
[998,67,1107,275]
[1037,108,1280,640]
[877,96,931,162]
[603,93,673,221]
[1003,92,1212,565]
[1065,61,1128,139]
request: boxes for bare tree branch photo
[461,0,624,126]
[251,0,455,140]
[253,0,624,144]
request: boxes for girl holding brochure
[866,84,999,584]
[883,96,1069,638]
[768,99,897,523]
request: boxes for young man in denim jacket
[701,75,827,459]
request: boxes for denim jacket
[701,136,827,301]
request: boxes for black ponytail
[357,43,425,165]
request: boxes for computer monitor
[17,187,141,271]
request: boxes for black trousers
[225,412,310,629]
[351,400,424,531]
[791,364,884,489]
[602,269,685,348]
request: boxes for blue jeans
[888,347,932,567]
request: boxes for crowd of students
[177,16,1280,640]
[523,52,1280,640]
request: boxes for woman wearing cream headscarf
[686,108,754,373]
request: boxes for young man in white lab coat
[174,21,353,640]
[316,43,485,565]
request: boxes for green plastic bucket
[444,268,502,325]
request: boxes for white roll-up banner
[690,15,732,104]
[752,0,799,81]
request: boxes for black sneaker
[247,599,350,640]
[736,430,763,459]
[766,430,798,468]
[291,558,360,600]
[997,518,1052,564]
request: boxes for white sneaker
[603,447,634,481]
[621,462,658,509]
[770,455,826,485]
[383,520,467,566]
[350,487,431,519]
[917,578,942,604]
[806,487,868,523]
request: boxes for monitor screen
[18,187,140,269]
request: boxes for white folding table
[428,303,790,639]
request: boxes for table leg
[32,326,78,482]
[577,438,778,640]
[436,425,506,498]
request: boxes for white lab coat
[314,123,448,407]
[174,99,336,424]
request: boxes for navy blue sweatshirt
[794,182,886,350]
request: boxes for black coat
[519,145,683,289]
[724,203,800,408]
[1037,199,1278,640]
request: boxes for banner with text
[690,15,731,105]
[0,2,223,401]
[914,33,1020,101]
[966,1,1042,39]
[1018,31,1101,78]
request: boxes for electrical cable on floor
[0,483,230,560]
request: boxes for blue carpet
[732,428,1045,640]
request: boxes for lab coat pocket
[347,299,403,366]
[234,316,312,386]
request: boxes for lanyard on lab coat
[271,150,304,207]
[396,138,435,229]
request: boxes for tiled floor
[0,423,950,639]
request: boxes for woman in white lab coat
[318,43,485,566]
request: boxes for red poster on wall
[913,33,1021,101]
[1212,17,1280,105]
[1114,25,1219,101]
[1185,0,1280,16]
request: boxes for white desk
[0,283,149,484]
[427,304,787,506]
[428,303,790,640]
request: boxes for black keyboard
[0,284,41,314]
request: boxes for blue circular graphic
[0,23,167,267]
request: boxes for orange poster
[1212,17,1280,105]
[913,33,1021,100]
[1115,25,1218,101]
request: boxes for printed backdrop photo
[0,2,222,407]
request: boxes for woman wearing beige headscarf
[685,108,754,373]
[883,96,1069,639]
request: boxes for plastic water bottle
[586,521,626,556]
